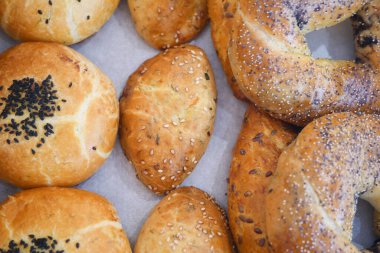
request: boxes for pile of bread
[0,0,378,252]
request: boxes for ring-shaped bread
[229,0,380,125]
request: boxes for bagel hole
[306,20,356,60]
[352,199,379,249]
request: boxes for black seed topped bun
[0,42,119,188]
[0,187,132,253]
[0,0,120,45]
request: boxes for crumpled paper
[0,1,377,248]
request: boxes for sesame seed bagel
[229,0,380,126]
[0,187,132,253]
[135,186,235,253]
[228,106,296,252]
[128,0,208,49]
[119,45,216,195]
[208,0,246,100]
[0,0,119,45]
[0,42,119,188]
[266,112,380,252]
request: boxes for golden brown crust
[0,0,119,45]
[128,0,208,49]
[120,45,216,195]
[229,0,380,126]
[228,106,296,252]
[0,187,132,253]
[0,42,119,188]
[135,186,235,253]
[208,0,246,100]
[266,112,380,252]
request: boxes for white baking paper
[0,1,377,249]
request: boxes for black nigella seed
[92,146,97,150]
[38,9,43,14]
[6,139,10,144]
[205,72,210,80]
[76,243,80,248]
[0,75,62,151]
[31,149,36,155]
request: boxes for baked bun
[266,112,380,251]
[228,106,296,252]
[208,0,246,100]
[229,0,380,125]
[135,187,235,253]
[120,45,216,195]
[0,187,132,253]
[0,42,118,188]
[0,0,119,45]
[128,0,208,49]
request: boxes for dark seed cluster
[0,75,64,154]
[0,234,80,253]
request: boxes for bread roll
[228,106,296,252]
[0,0,119,45]
[120,45,216,195]
[0,187,132,253]
[208,0,246,100]
[128,0,208,49]
[135,187,235,253]
[0,42,119,188]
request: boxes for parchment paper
[0,1,377,249]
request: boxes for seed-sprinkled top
[229,0,380,125]
[134,187,235,252]
[119,45,216,195]
[0,75,63,154]
[266,112,380,252]
[0,235,81,253]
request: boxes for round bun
[128,0,208,49]
[120,45,216,195]
[135,186,235,252]
[0,0,119,45]
[228,106,296,252]
[229,0,380,125]
[0,42,118,188]
[0,187,132,253]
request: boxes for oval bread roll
[0,187,132,253]
[120,45,216,195]
[128,0,208,49]
[228,106,296,252]
[135,187,235,253]
[0,0,119,45]
[0,42,119,188]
